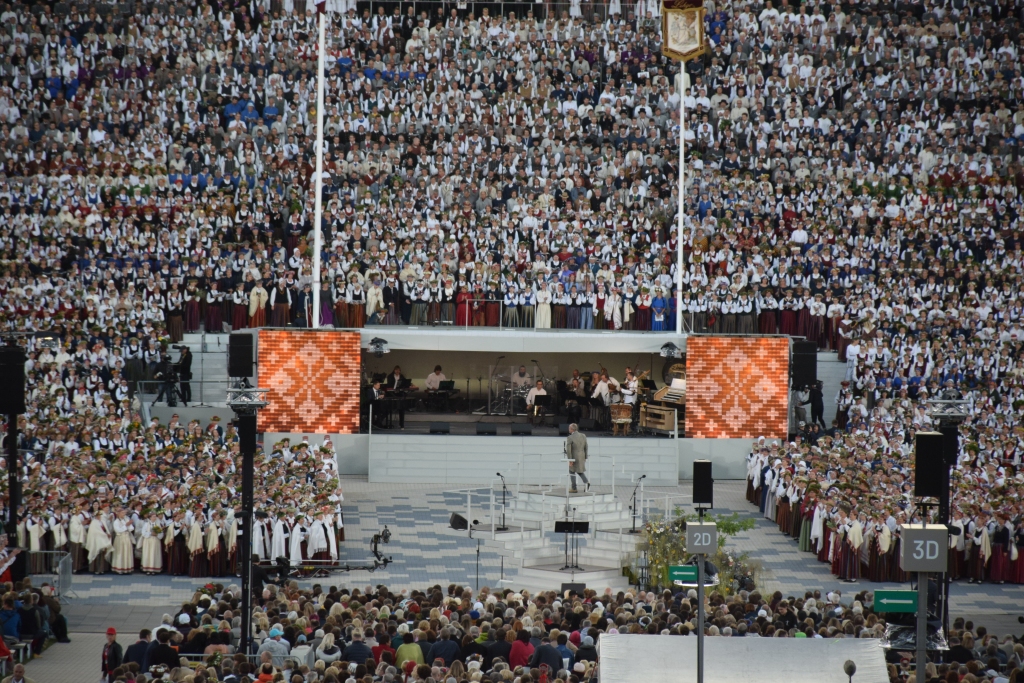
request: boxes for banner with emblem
[661,0,707,62]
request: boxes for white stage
[264,433,752,484]
[599,634,888,683]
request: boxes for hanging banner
[662,0,707,62]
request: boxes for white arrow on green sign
[668,565,698,582]
[874,590,917,613]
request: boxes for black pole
[938,424,959,637]
[237,413,257,655]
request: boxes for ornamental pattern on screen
[685,336,790,439]
[257,330,361,434]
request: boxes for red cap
[106,627,117,635]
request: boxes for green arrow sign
[874,590,917,613]
[668,565,698,582]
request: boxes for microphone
[497,355,506,359]
[843,660,856,678]
[640,474,647,479]
[531,359,539,363]
[496,472,503,478]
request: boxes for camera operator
[177,346,193,404]
[154,347,188,407]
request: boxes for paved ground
[33,475,1024,681]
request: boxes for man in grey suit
[566,423,589,493]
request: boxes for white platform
[263,433,752,482]
[366,435,679,486]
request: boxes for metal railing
[355,2,618,23]
[26,550,74,601]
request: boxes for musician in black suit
[365,380,386,429]
[386,366,408,428]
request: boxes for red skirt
[249,307,266,328]
[184,300,201,332]
[990,543,1010,582]
[348,306,366,328]
[205,302,223,332]
[758,311,777,334]
[232,303,248,330]
[779,310,798,336]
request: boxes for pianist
[425,365,446,391]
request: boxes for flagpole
[311,5,327,329]
[675,73,685,336]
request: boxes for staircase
[459,488,644,591]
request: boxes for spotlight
[660,342,681,358]
[369,337,390,358]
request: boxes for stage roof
[598,634,888,683]
[357,328,687,354]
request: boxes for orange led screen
[257,330,361,434]
[685,336,789,439]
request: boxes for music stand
[555,520,590,570]
[532,394,552,422]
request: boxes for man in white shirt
[425,365,446,390]
[526,380,547,424]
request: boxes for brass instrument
[635,368,651,382]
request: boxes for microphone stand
[629,476,645,534]
[496,472,509,531]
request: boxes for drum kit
[488,369,557,416]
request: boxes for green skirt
[798,519,812,553]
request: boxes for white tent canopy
[598,634,888,683]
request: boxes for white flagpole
[311,8,327,329]
[676,74,686,336]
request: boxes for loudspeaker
[429,422,450,434]
[560,582,586,597]
[579,418,597,431]
[228,334,254,377]
[693,459,714,508]
[0,345,26,414]
[449,513,469,531]
[511,423,532,436]
[476,423,497,435]
[791,340,817,388]
[558,423,571,436]
[940,425,959,467]
[915,431,947,498]
[237,415,257,454]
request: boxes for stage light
[660,342,681,358]
[369,337,390,357]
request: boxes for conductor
[566,423,589,493]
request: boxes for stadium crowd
[97,581,1024,683]
[0,0,1022,618]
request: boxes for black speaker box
[228,334,254,377]
[693,459,714,508]
[559,423,571,436]
[579,418,597,431]
[561,582,586,597]
[511,423,532,436]
[476,423,497,435]
[791,340,817,388]
[915,431,947,498]
[429,422,450,434]
[449,513,468,531]
[0,346,27,414]
[237,414,258,453]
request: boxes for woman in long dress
[111,509,135,575]
[140,512,164,575]
[188,517,208,578]
[69,508,87,573]
[86,509,112,574]
[535,285,552,328]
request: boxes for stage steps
[453,489,642,592]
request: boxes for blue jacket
[0,607,21,638]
